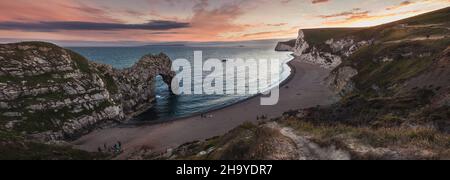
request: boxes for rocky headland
[0,42,175,142]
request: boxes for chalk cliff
[289,29,372,69]
[276,29,372,94]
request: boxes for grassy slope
[0,131,106,160]
[308,7,449,158]
[302,7,450,44]
[301,7,450,158]
[303,28,365,45]
[348,39,449,96]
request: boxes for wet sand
[72,58,337,158]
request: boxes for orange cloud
[386,1,414,10]
[0,0,116,23]
[160,0,249,42]
[239,27,299,40]
[318,8,370,19]
[311,0,330,4]
[322,10,423,26]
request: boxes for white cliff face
[290,30,372,69]
[296,47,343,69]
[282,29,373,94]
[293,30,310,56]
[326,38,372,57]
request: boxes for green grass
[161,113,450,160]
[0,136,105,160]
[0,129,106,160]
[67,50,92,74]
[344,38,450,95]
[356,56,434,90]
[0,73,66,86]
[395,7,450,25]
[0,141,106,160]
[100,73,118,94]
[0,130,22,141]
[0,75,14,83]
[298,90,435,128]
[151,122,286,160]
[14,100,115,133]
[14,41,60,49]
[280,118,450,158]
[303,28,366,45]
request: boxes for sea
[69,45,293,122]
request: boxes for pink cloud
[0,0,116,22]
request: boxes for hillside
[154,7,450,160]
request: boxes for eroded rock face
[290,30,372,69]
[0,42,175,141]
[296,47,343,69]
[293,30,310,56]
[116,53,175,116]
[325,66,358,95]
[278,29,372,94]
[325,38,371,57]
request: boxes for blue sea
[69,45,293,122]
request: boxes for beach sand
[72,58,337,158]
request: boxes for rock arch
[117,53,176,116]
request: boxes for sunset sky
[0,0,449,45]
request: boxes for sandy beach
[72,58,337,158]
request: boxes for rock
[280,29,372,69]
[298,47,342,69]
[0,101,9,109]
[3,112,22,117]
[293,30,310,56]
[5,121,17,129]
[325,66,358,95]
[275,40,295,51]
[0,42,175,141]
[380,57,394,63]
[117,53,175,116]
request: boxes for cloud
[318,8,370,18]
[311,0,330,4]
[175,0,248,41]
[266,23,289,27]
[0,20,190,31]
[240,27,298,39]
[386,1,414,10]
[0,0,116,22]
[0,0,448,43]
[322,10,423,26]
